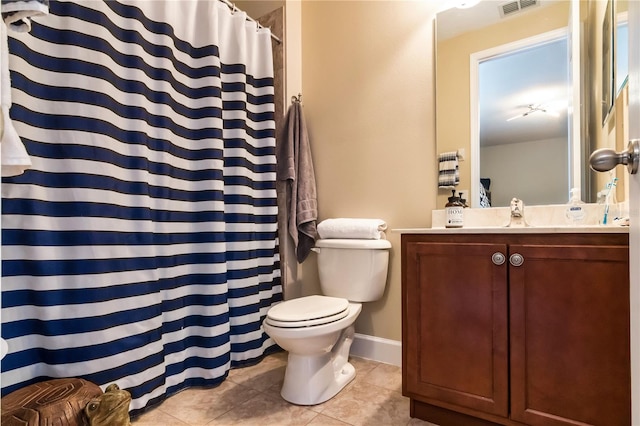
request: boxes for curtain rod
[218,0,282,45]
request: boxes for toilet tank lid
[314,239,391,249]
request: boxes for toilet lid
[266,295,350,328]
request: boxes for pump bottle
[445,190,464,228]
[565,188,585,225]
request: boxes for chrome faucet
[510,198,523,217]
[508,198,529,227]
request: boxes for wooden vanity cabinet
[402,233,630,426]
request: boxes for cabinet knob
[492,252,506,265]
[510,253,524,267]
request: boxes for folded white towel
[317,218,387,240]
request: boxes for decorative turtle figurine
[1,379,131,426]
[84,383,132,426]
[1,377,102,426]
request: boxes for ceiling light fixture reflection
[507,104,559,121]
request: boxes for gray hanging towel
[277,101,318,263]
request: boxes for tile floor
[132,350,438,426]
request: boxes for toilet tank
[314,239,391,302]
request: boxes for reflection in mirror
[477,32,569,207]
[616,0,628,94]
[602,0,614,125]
[435,1,576,208]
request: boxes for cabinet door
[509,243,631,426]
[404,241,509,417]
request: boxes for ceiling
[437,0,570,147]
[437,0,555,40]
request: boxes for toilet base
[280,326,356,405]
[280,353,355,406]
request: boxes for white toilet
[262,238,391,405]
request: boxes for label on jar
[445,206,464,228]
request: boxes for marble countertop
[396,203,630,234]
[393,225,629,234]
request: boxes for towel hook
[291,93,302,104]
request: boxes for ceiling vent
[499,0,540,18]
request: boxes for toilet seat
[266,295,350,328]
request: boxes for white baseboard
[351,333,402,367]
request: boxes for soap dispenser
[445,189,464,228]
[565,188,585,225]
[458,192,469,208]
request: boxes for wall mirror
[435,0,584,208]
[615,0,628,95]
[602,0,614,125]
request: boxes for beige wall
[300,1,438,340]
[235,1,283,18]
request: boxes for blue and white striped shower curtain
[1,0,281,413]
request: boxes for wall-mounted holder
[589,139,639,175]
